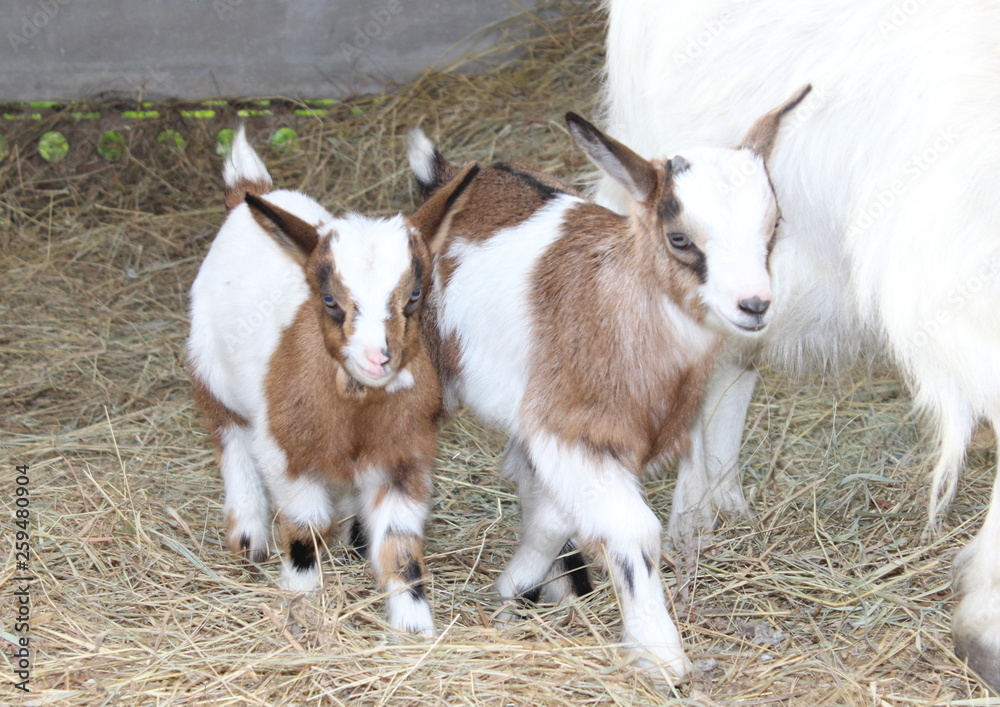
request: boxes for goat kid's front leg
[529,434,691,683]
[254,435,334,591]
[355,464,435,636]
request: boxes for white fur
[327,213,414,386]
[599,0,1000,688]
[438,195,582,430]
[223,125,271,192]
[219,424,270,555]
[187,191,325,422]
[407,128,437,188]
[671,148,778,333]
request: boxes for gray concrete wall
[0,0,536,101]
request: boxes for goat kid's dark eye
[668,233,691,249]
[323,294,338,308]
[410,289,421,301]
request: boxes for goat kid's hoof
[388,595,436,638]
[953,598,1000,694]
[278,563,321,593]
[226,516,270,563]
[627,648,693,688]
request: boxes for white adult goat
[597,0,1000,691]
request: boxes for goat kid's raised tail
[222,125,274,210]
[408,128,456,199]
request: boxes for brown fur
[264,287,441,491]
[417,134,721,475]
[225,176,273,211]
[523,200,719,474]
[376,530,428,599]
[739,84,813,160]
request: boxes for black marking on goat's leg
[289,538,317,571]
[615,554,635,596]
[642,549,654,575]
[517,584,543,606]
[401,557,426,601]
[349,517,368,558]
[560,541,594,597]
[239,534,251,552]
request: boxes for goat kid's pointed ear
[245,194,320,264]
[740,84,813,161]
[407,161,480,256]
[566,111,657,204]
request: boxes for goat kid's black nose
[738,296,771,316]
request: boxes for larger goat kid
[408,90,806,680]
[599,0,1000,691]
[188,127,456,635]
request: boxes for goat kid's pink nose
[363,347,390,368]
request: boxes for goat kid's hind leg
[952,418,1000,693]
[494,437,579,615]
[219,424,272,562]
[192,380,271,562]
[355,464,434,636]
[528,435,691,682]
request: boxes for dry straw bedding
[1,4,996,705]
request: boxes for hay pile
[1,3,995,704]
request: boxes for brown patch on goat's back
[523,201,719,473]
[264,301,441,495]
[432,161,578,291]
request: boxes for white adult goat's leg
[668,363,755,546]
[703,365,758,516]
[953,429,1000,691]
[528,434,691,680]
[495,437,578,610]
[355,467,434,636]
[219,424,271,561]
[668,423,711,548]
[669,361,758,547]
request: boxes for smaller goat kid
[408,88,807,681]
[187,127,449,635]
